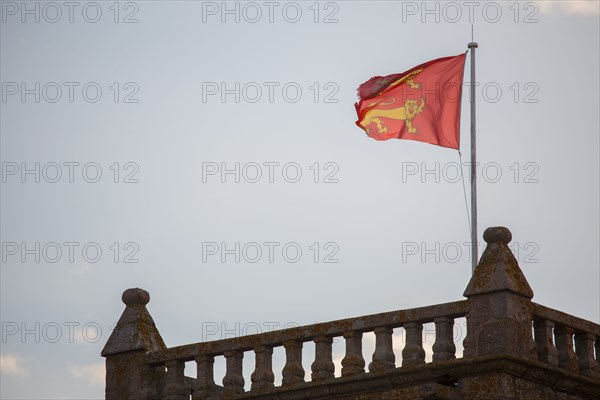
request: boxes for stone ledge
[205,356,600,400]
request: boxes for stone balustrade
[142,300,469,399]
[532,303,600,378]
[102,227,600,400]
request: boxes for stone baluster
[533,318,558,366]
[223,350,245,394]
[432,317,456,361]
[192,354,215,400]
[596,339,600,372]
[574,332,599,378]
[311,336,335,382]
[402,322,426,367]
[251,345,275,391]
[554,324,578,372]
[369,327,395,373]
[145,365,164,400]
[341,331,365,376]
[163,360,187,400]
[282,340,305,386]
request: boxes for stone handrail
[532,303,600,337]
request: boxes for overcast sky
[1,1,599,398]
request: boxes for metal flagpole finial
[469,24,477,47]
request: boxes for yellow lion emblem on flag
[360,97,426,134]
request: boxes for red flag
[355,53,467,150]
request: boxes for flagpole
[468,41,478,273]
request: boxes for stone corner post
[462,226,537,360]
[101,288,167,400]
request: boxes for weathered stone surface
[251,345,275,391]
[533,318,559,366]
[102,288,166,400]
[402,322,425,367]
[163,359,187,400]
[102,227,600,400]
[311,336,335,382]
[223,350,245,394]
[193,354,217,399]
[463,228,537,360]
[341,331,365,377]
[464,227,533,298]
[432,317,456,362]
[101,288,166,356]
[555,324,579,372]
[369,327,395,373]
[282,340,304,386]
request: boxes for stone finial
[464,226,533,299]
[122,288,150,306]
[483,226,512,244]
[101,288,166,357]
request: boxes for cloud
[0,353,27,377]
[69,362,105,386]
[72,323,104,345]
[65,262,93,278]
[538,1,599,16]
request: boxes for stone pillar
[555,324,578,372]
[193,354,216,399]
[369,327,395,373]
[462,227,536,360]
[533,318,559,366]
[461,227,536,400]
[251,345,275,391]
[402,322,425,367]
[101,288,167,400]
[341,331,365,376]
[282,340,304,386]
[311,336,335,382]
[432,316,456,361]
[574,332,599,378]
[223,350,245,395]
